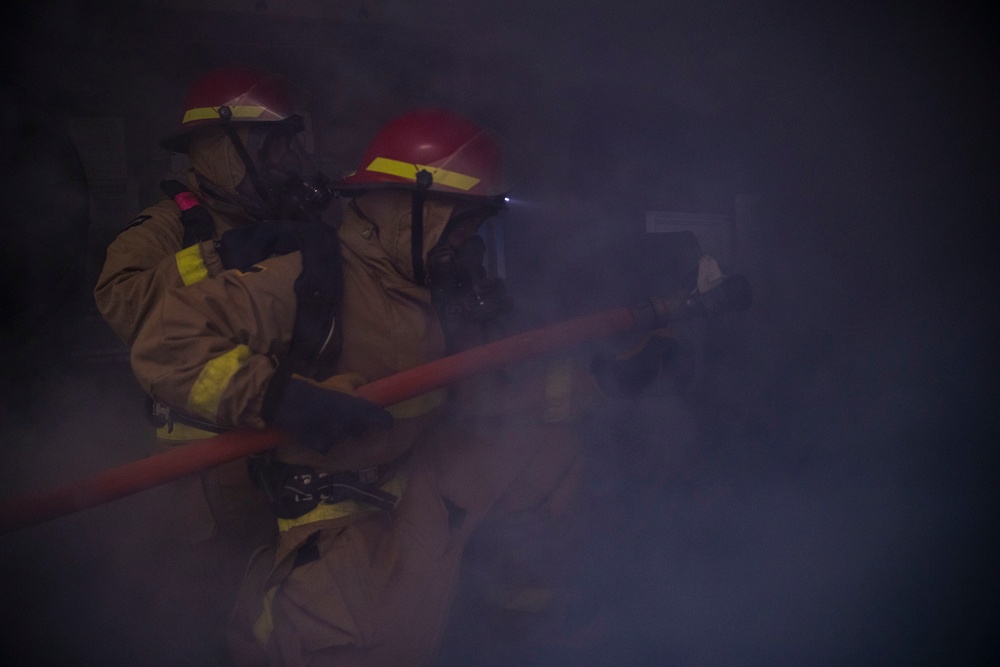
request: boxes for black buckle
[146,395,173,431]
[252,458,403,520]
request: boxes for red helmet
[339,108,506,203]
[160,65,306,153]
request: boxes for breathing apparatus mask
[427,205,512,351]
[217,109,334,222]
[163,67,335,223]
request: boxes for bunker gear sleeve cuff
[217,220,304,271]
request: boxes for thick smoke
[1,1,997,665]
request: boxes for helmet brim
[159,115,306,154]
[331,179,508,211]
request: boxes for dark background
[1,1,997,665]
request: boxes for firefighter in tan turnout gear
[128,107,599,665]
[95,65,332,345]
[93,65,335,663]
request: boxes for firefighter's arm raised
[94,201,225,345]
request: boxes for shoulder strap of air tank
[161,179,214,247]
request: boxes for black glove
[217,221,305,271]
[267,376,393,454]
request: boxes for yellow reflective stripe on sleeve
[275,472,407,532]
[365,156,480,191]
[385,388,447,419]
[187,345,252,421]
[175,244,209,286]
[276,499,372,532]
[543,358,574,423]
[182,105,267,124]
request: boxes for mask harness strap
[217,104,275,212]
[411,169,433,285]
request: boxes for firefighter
[127,107,601,665]
[92,65,333,663]
[95,64,332,345]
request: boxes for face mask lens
[244,126,330,220]
[454,234,486,273]
[257,129,307,175]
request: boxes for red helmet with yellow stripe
[338,108,506,205]
[160,65,306,153]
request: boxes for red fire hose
[0,273,751,536]
[0,304,640,535]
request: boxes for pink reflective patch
[175,192,199,211]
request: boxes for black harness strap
[248,456,402,519]
[410,169,434,285]
[160,179,214,247]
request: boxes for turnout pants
[227,417,583,667]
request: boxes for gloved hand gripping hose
[266,373,393,454]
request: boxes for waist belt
[248,454,404,520]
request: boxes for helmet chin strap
[217,105,276,216]
[410,169,433,285]
[214,106,332,222]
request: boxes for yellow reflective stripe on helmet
[365,156,480,191]
[175,244,209,286]
[182,105,268,124]
[187,345,252,421]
